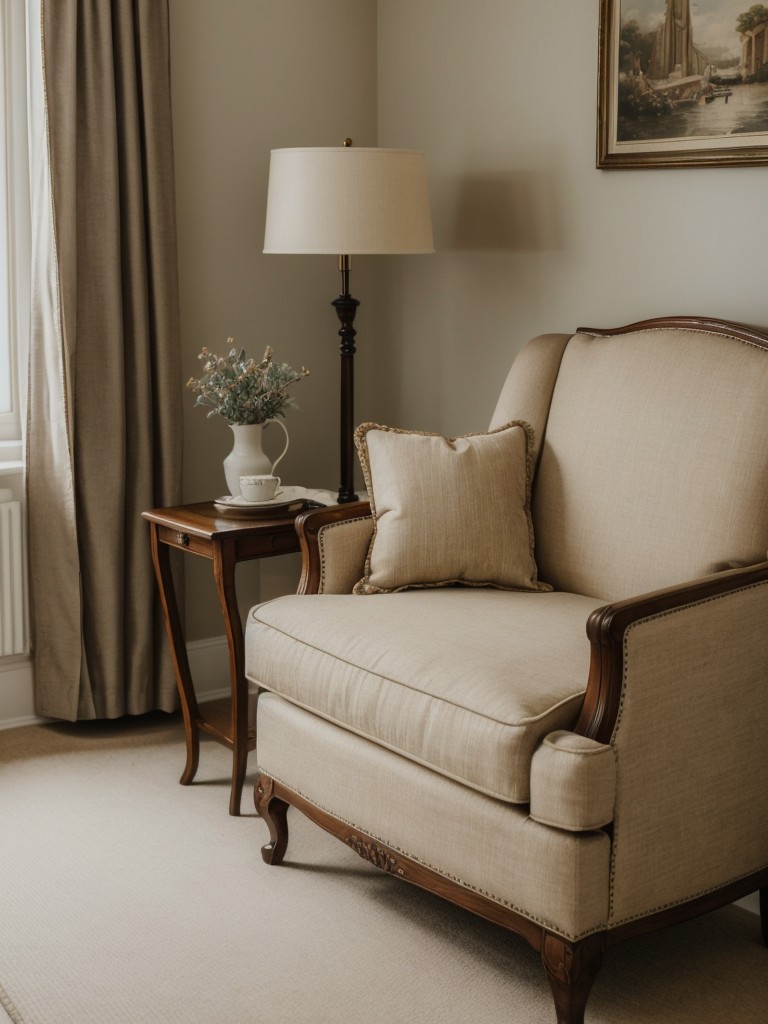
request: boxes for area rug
[0,713,766,1023]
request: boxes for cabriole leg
[255,774,290,865]
[541,932,603,1024]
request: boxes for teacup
[240,475,281,502]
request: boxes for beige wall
[169,0,378,639]
[375,0,768,437]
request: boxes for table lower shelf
[197,696,256,752]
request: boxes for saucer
[214,486,310,515]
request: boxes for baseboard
[0,656,39,729]
[735,892,760,915]
[185,635,231,703]
[0,636,231,731]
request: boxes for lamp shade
[263,147,434,255]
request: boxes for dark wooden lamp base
[332,255,360,504]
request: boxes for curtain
[27,0,182,719]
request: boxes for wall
[374,0,768,437]
[169,0,378,640]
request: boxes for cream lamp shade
[263,147,434,255]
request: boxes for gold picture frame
[598,0,768,168]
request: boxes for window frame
[0,0,30,448]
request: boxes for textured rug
[0,712,766,1024]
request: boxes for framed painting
[598,0,768,167]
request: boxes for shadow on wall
[359,167,567,435]
[449,171,564,252]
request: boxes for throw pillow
[353,420,550,595]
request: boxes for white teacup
[240,475,281,502]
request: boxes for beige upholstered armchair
[244,316,768,1024]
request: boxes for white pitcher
[223,419,290,497]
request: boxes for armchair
[245,316,768,1023]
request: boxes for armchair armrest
[529,730,616,832]
[296,501,372,595]
[573,559,768,925]
[576,559,768,743]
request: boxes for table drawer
[157,524,211,557]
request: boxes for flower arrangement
[187,341,309,426]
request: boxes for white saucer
[214,486,312,514]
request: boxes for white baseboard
[735,892,760,915]
[185,634,231,703]
[0,636,231,731]
[0,655,38,729]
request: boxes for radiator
[0,491,27,656]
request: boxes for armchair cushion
[246,588,604,803]
[352,420,550,595]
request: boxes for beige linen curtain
[27,0,182,719]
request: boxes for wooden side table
[142,501,304,815]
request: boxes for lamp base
[332,261,360,504]
[337,487,359,505]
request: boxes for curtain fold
[27,0,182,719]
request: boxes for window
[0,0,30,448]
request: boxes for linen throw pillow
[353,420,550,595]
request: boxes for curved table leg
[212,539,249,815]
[149,524,200,785]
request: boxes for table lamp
[263,143,434,503]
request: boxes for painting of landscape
[599,0,768,166]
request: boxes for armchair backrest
[490,318,768,600]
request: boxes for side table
[142,501,304,815]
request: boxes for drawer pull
[176,532,190,548]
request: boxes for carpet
[0,712,766,1024]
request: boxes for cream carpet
[0,711,766,1024]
